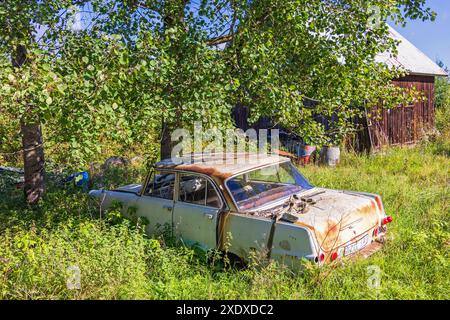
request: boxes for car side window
[178,173,221,208]
[144,170,175,200]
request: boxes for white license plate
[344,234,369,256]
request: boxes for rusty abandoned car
[89,153,393,269]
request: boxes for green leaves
[220,0,433,145]
[0,0,437,165]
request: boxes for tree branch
[206,34,233,46]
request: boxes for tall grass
[0,146,448,300]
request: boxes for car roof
[155,152,289,181]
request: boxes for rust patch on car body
[156,152,288,184]
[279,240,291,251]
[287,189,382,254]
[273,149,296,158]
[358,202,377,215]
[174,164,233,181]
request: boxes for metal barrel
[320,146,340,166]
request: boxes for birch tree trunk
[13,44,46,204]
[20,121,45,204]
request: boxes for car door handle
[203,213,214,220]
[163,205,173,211]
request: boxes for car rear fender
[270,221,318,269]
[219,212,317,267]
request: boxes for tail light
[382,216,393,225]
[331,252,338,261]
[316,253,325,263]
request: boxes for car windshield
[226,161,313,211]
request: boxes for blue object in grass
[65,171,89,189]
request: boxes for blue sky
[389,0,450,68]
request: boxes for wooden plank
[366,75,436,150]
[430,80,435,127]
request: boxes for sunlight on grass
[0,146,448,299]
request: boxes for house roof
[375,25,447,77]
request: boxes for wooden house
[366,25,448,149]
[233,25,448,152]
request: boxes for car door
[136,169,175,237]
[172,173,223,250]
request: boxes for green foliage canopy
[0,0,437,166]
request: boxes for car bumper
[350,240,384,260]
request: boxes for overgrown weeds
[0,146,448,299]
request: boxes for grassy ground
[0,145,448,300]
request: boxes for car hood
[282,188,382,252]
